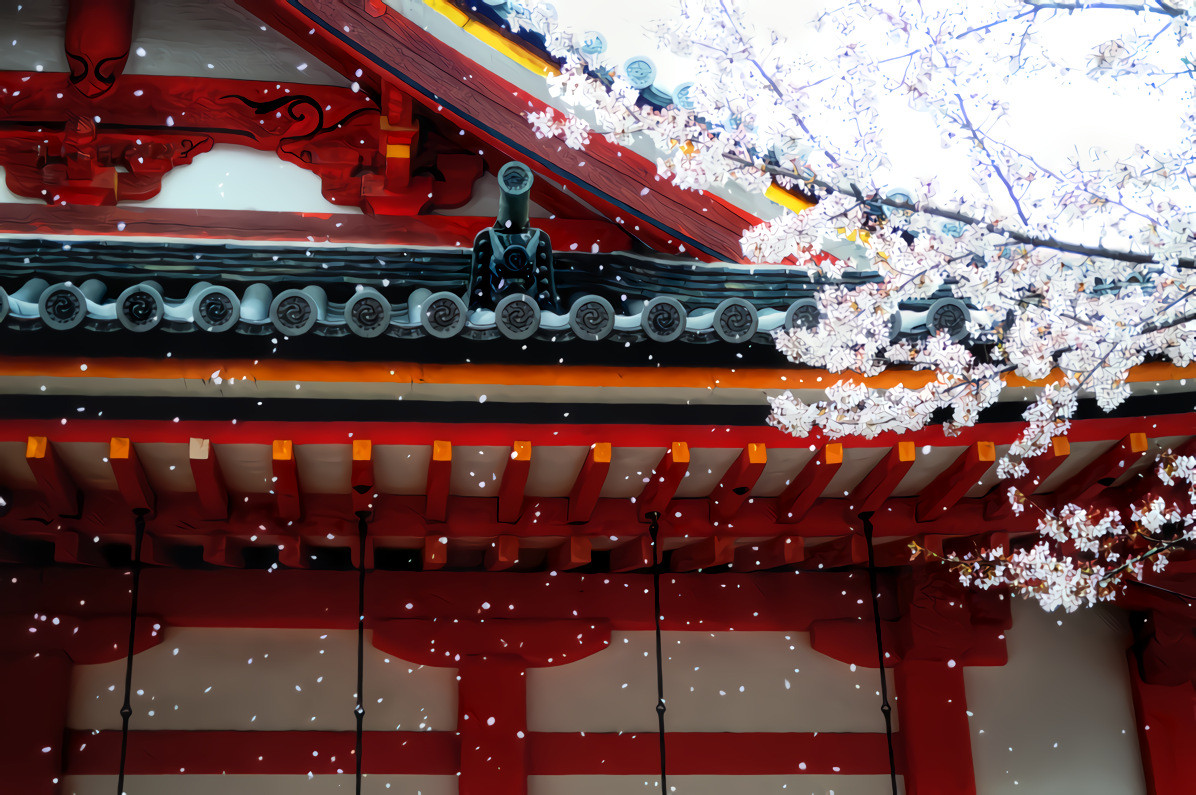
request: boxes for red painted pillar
[894,659,976,795]
[1128,654,1196,795]
[0,651,71,794]
[458,655,527,795]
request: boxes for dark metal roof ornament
[466,162,560,316]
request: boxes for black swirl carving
[499,297,537,334]
[717,301,755,339]
[646,301,682,336]
[351,296,387,332]
[424,296,463,335]
[573,299,612,337]
[121,290,159,327]
[45,290,82,324]
[274,295,312,331]
[65,50,127,97]
[198,292,234,327]
[221,93,378,150]
[929,302,968,338]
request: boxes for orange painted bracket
[610,535,653,572]
[709,443,767,520]
[777,443,842,523]
[548,537,591,571]
[351,439,375,516]
[567,443,611,523]
[916,441,995,522]
[1052,432,1148,506]
[484,534,520,571]
[25,436,79,516]
[670,536,735,572]
[272,440,301,521]
[426,440,452,522]
[188,438,228,520]
[423,535,448,570]
[498,442,532,523]
[109,437,154,514]
[638,442,690,519]
[984,435,1070,519]
[847,442,916,516]
[733,536,804,572]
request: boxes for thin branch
[955,93,1031,226]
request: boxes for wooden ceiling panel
[55,441,118,491]
[525,445,590,498]
[212,443,273,494]
[751,445,817,498]
[601,446,670,499]
[449,446,508,497]
[819,446,888,500]
[133,442,196,494]
[294,443,352,495]
[675,447,742,499]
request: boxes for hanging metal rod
[861,511,899,795]
[116,509,147,795]
[647,511,669,795]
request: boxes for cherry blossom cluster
[508,0,1196,607]
[924,454,1196,611]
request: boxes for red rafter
[777,443,842,523]
[351,439,375,517]
[426,440,452,522]
[498,441,531,523]
[709,443,767,520]
[188,437,228,521]
[847,442,916,516]
[109,437,153,514]
[916,441,995,522]
[271,440,301,521]
[567,442,611,523]
[638,442,690,519]
[24,436,78,516]
[983,435,1070,519]
[1052,432,1148,506]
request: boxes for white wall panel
[965,602,1145,794]
[529,631,897,733]
[69,628,458,732]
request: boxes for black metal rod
[116,510,147,795]
[647,511,668,794]
[355,513,368,795]
[861,511,899,795]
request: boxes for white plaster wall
[965,601,1146,794]
[62,606,1151,795]
[69,628,458,731]
[137,146,359,214]
[529,630,898,733]
[0,0,346,84]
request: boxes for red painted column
[1128,659,1196,795]
[894,660,976,795]
[0,650,71,794]
[458,655,528,795]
